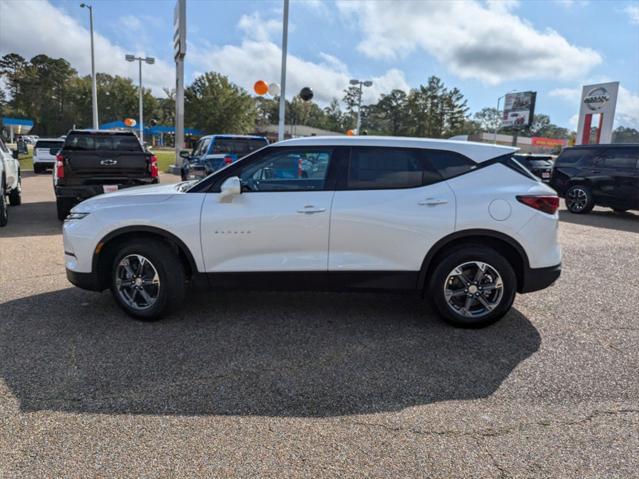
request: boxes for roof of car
[273,136,518,162]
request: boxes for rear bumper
[66,268,103,292]
[56,178,158,199]
[519,263,561,293]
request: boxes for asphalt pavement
[1,172,638,478]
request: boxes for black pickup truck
[54,130,159,220]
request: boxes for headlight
[65,212,90,221]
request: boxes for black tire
[56,197,73,221]
[8,174,21,206]
[565,184,594,214]
[0,181,7,227]
[109,239,186,321]
[33,164,42,174]
[428,244,517,328]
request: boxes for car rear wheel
[565,185,594,214]
[428,245,517,328]
[110,239,186,321]
[0,182,8,227]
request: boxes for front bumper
[519,263,561,293]
[66,268,103,292]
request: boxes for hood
[71,181,190,213]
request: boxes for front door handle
[297,205,326,214]
[418,198,448,206]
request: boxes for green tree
[612,126,639,143]
[371,89,409,136]
[185,72,256,134]
[473,107,501,133]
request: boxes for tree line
[2,53,637,143]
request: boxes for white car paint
[33,138,64,168]
[63,136,560,284]
[0,138,20,193]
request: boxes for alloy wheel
[566,187,588,212]
[115,254,161,311]
[443,261,504,318]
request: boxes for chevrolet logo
[100,159,118,166]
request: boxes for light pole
[349,79,373,134]
[80,3,99,129]
[278,0,290,141]
[125,54,155,143]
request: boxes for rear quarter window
[426,150,476,179]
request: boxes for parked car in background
[513,153,554,182]
[63,136,561,328]
[0,138,23,226]
[33,138,65,173]
[550,144,639,214]
[54,130,159,220]
[180,135,268,180]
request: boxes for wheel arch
[418,229,530,293]
[92,226,198,290]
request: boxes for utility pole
[349,79,373,134]
[80,3,99,129]
[278,0,289,141]
[174,0,186,166]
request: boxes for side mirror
[12,149,18,159]
[179,149,190,159]
[219,176,241,202]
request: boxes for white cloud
[336,0,602,85]
[550,84,639,129]
[0,0,174,95]
[119,15,142,31]
[624,5,639,25]
[238,12,283,42]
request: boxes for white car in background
[33,138,65,174]
[0,137,23,226]
[63,136,561,327]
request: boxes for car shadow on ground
[0,287,540,417]
[559,208,639,234]
[0,201,61,238]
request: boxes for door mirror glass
[219,176,241,202]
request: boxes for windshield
[211,138,267,155]
[35,140,64,149]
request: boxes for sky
[1,0,638,130]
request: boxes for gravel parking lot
[1,172,638,478]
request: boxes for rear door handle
[418,198,448,206]
[297,205,326,214]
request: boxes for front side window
[238,149,332,192]
[347,147,433,189]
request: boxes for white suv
[63,137,561,327]
[33,138,64,173]
[0,138,22,226]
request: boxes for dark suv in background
[513,153,554,182]
[550,144,639,214]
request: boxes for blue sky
[1,0,638,130]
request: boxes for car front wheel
[428,245,517,328]
[110,239,186,321]
[565,184,594,214]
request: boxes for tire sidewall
[0,182,7,226]
[109,240,185,321]
[429,246,517,328]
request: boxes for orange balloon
[346,129,354,136]
[254,80,269,96]
[124,118,137,127]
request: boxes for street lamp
[125,54,155,143]
[349,79,373,135]
[80,3,99,129]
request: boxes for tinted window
[64,134,142,152]
[239,149,331,192]
[427,150,476,179]
[35,140,64,149]
[347,147,434,189]
[196,138,211,156]
[603,149,639,169]
[555,148,596,166]
[212,138,267,155]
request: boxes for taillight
[223,155,233,165]
[516,195,559,215]
[150,155,158,177]
[56,153,65,178]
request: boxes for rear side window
[35,140,64,149]
[426,150,476,179]
[64,134,143,152]
[602,148,638,169]
[347,147,437,189]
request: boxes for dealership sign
[502,91,537,128]
[576,82,619,145]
